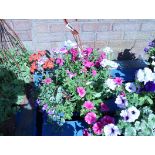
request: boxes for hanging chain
[63,19,83,51]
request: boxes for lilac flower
[42,104,48,111]
[125,82,136,93]
[47,109,55,115]
[144,81,155,92]
[36,99,41,105]
[115,94,128,108]
[104,123,120,136]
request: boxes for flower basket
[29,20,155,136]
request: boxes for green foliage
[0,49,31,124]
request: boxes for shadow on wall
[117,48,136,60]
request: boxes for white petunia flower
[120,110,133,122]
[136,69,145,82]
[103,47,113,54]
[125,82,136,93]
[105,79,116,90]
[115,94,128,108]
[104,123,120,136]
[136,67,154,84]
[152,61,155,66]
[128,106,140,121]
[100,59,119,69]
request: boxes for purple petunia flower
[149,41,155,47]
[42,104,48,111]
[144,47,149,53]
[144,81,155,92]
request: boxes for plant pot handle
[63,19,83,51]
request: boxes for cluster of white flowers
[136,67,155,84]
[120,106,140,123]
[105,78,116,90]
[64,40,77,49]
[100,59,119,69]
[102,47,113,54]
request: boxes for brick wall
[6,19,155,59]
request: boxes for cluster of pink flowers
[82,99,117,136]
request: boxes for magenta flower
[113,77,123,85]
[77,87,86,98]
[83,129,91,136]
[56,58,64,66]
[66,70,77,78]
[100,115,115,126]
[92,70,97,77]
[95,52,106,67]
[83,60,94,68]
[82,48,93,57]
[85,112,97,124]
[70,48,78,62]
[92,122,103,135]
[83,101,94,110]
[100,103,109,112]
[43,78,52,85]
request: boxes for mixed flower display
[29,40,155,136]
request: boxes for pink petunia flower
[100,103,109,112]
[82,48,93,57]
[70,48,78,62]
[83,60,94,68]
[66,70,77,78]
[92,122,104,135]
[83,101,94,110]
[77,87,86,98]
[43,78,52,85]
[56,58,64,66]
[113,77,123,85]
[92,70,97,77]
[81,67,87,73]
[84,112,97,124]
[100,115,115,126]
[83,129,91,136]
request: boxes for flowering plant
[30,41,119,125]
[82,67,155,136]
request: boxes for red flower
[30,62,37,73]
